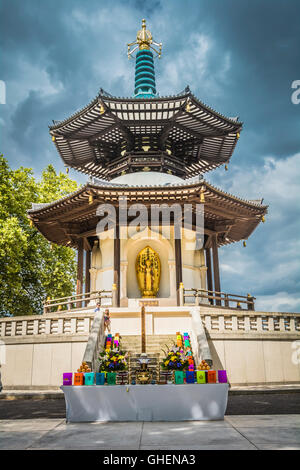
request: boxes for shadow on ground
[0,392,299,420]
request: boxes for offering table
[61,384,229,422]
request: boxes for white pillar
[120,261,128,302]
[89,268,97,292]
[168,259,177,300]
[199,248,208,303]
[90,240,102,291]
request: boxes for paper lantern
[74,373,84,386]
[207,370,217,383]
[196,371,206,384]
[174,371,184,384]
[186,371,195,384]
[107,372,117,385]
[84,372,95,385]
[96,373,105,385]
[218,370,228,384]
[63,373,72,386]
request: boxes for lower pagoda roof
[49,89,242,180]
[28,179,267,250]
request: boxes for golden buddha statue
[136,246,161,298]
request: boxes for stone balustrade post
[112,283,118,307]
[268,316,275,332]
[205,315,211,331]
[243,315,250,331]
[179,282,184,306]
[232,315,238,331]
[11,321,16,336]
[256,316,263,332]
[219,315,225,331]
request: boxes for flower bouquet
[98,348,128,372]
[160,346,189,371]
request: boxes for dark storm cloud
[0,0,299,311]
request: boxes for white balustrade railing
[0,313,94,338]
[202,311,300,334]
[184,288,256,310]
[1,310,299,339]
[43,290,112,314]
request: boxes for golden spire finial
[127,19,162,59]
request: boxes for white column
[120,261,128,301]
[89,268,97,293]
[199,248,208,303]
[90,240,102,299]
[168,260,177,299]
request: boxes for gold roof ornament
[185,100,191,113]
[200,188,205,203]
[127,19,162,58]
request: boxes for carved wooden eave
[49,90,242,180]
[28,179,268,249]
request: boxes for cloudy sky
[1,0,299,312]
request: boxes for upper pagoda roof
[49,88,242,180]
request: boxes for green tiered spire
[127,19,162,99]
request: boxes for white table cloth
[61,384,228,422]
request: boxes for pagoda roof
[28,178,267,249]
[49,89,242,180]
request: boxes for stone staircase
[120,334,178,358]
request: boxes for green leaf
[0,155,78,316]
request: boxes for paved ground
[0,415,300,450]
[1,391,300,419]
[0,390,299,450]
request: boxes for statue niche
[136,246,161,298]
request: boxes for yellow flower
[171,356,177,361]
[165,360,170,365]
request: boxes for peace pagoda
[28,19,267,312]
[3,20,299,392]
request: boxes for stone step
[119,334,186,359]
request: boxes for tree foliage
[0,155,79,316]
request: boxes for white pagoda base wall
[0,307,300,389]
